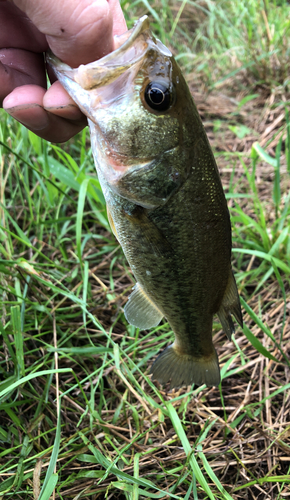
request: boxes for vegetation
[0,1,290,499]
[125,0,290,88]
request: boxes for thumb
[11,0,127,66]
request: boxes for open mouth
[47,16,151,94]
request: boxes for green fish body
[48,16,243,388]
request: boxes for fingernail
[5,104,50,131]
[45,103,83,121]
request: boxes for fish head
[48,16,198,208]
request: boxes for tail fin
[150,344,220,389]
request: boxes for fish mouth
[47,15,172,93]
[74,16,151,90]
[47,16,178,209]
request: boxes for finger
[12,0,127,66]
[0,48,47,105]
[3,84,87,142]
[108,0,127,36]
[0,2,47,51]
[43,81,85,123]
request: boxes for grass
[1,0,290,499]
[123,0,290,89]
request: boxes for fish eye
[144,82,172,112]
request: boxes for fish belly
[107,158,232,387]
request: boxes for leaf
[166,403,218,500]
[273,137,282,210]
[47,347,112,355]
[212,49,279,88]
[11,305,25,377]
[243,325,280,363]
[47,157,80,191]
[232,248,290,274]
[38,474,58,500]
[252,142,277,167]
[240,296,289,366]
[38,408,61,500]
[0,369,72,400]
[228,124,252,139]
[78,432,181,499]
[76,178,90,261]
[198,451,235,500]
[0,140,74,202]
[238,94,259,109]
[113,482,181,498]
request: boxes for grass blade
[11,305,25,377]
[38,473,58,500]
[243,325,280,363]
[0,369,72,400]
[38,408,61,500]
[166,402,218,500]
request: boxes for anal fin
[124,283,163,330]
[217,270,243,340]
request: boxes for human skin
[0,0,127,142]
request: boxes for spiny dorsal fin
[217,270,243,340]
[124,282,163,330]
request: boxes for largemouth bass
[48,16,243,388]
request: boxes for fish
[47,15,243,389]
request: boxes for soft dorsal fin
[217,271,243,340]
[124,282,163,330]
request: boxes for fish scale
[48,15,243,389]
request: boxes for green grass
[122,0,290,88]
[1,1,290,499]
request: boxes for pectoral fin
[217,271,243,340]
[123,205,173,259]
[124,282,163,330]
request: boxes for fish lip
[47,16,152,90]
[47,15,172,91]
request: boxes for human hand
[0,0,127,142]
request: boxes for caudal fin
[150,344,220,389]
